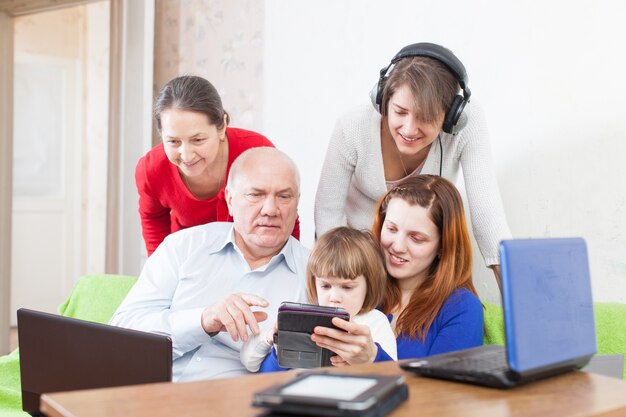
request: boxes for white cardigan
[314,101,511,266]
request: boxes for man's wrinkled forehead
[233,171,299,194]
[230,159,300,194]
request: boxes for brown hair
[372,175,478,340]
[380,56,459,126]
[154,75,230,134]
[307,227,387,315]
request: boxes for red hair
[372,175,478,340]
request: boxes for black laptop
[17,308,172,416]
[400,237,597,388]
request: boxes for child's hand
[311,317,377,365]
[330,355,349,367]
[264,321,278,345]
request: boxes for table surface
[41,360,626,417]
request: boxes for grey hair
[226,147,300,193]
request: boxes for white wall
[83,1,110,274]
[116,0,154,275]
[263,0,626,304]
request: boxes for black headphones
[371,42,471,134]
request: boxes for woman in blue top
[311,175,483,364]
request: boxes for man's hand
[311,317,378,366]
[201,293,269,342]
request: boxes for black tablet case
[253,372,409,417]
[276,303,349,369]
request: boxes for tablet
[252,372,408,417]
[276,302,350,369]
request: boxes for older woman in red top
[137,75,299,255]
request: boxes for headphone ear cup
[369,81,381,113]
[371,64,391,114]
[442,95,466,134]
[372,77,387,114]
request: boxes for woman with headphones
[314,42,511,288]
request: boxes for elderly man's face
[226,157,299,259]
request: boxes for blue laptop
[400,238,597,388]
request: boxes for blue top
[378,288,484,361]
[259,288,483,372]
[259,348,285,372]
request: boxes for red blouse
[136,127,300,255]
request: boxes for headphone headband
[390,42,468,93]
[372,42,471,134]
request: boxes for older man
[110,147,309,381]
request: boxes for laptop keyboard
[436,350,509,374]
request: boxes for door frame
[0,10,15,355]
[0,0,154,354]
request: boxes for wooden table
[41,361,626,417]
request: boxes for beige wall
[153,0,264,144]
[15,7,84,58]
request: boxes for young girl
[240,227,397,372]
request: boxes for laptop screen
[17,309,172,415]
[500,238,597,373]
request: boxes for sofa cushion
[483,301,626,379]
[0,274,138,417]
[58,274,138,323]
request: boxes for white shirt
[109,222,309,382]
[314,101,512,266]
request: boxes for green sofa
[0,274,137,417]
[483,301,626,378]
[1,275,625,417]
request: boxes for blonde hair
[307,227,387,314]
